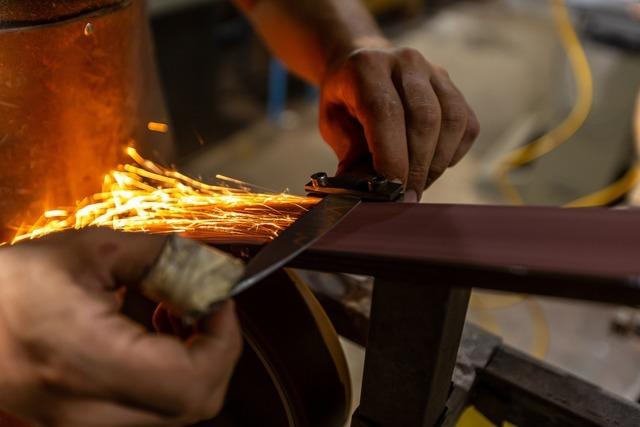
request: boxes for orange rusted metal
[0,0,172,241]
[0,1,128,25]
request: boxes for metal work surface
[293,203,640,306]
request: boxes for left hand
[0,230,242,427]
[320,46,479,202]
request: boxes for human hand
[320,46,479,202]
[0,230,242,427]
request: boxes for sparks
[10,148,320,244]
[147,121,170,133]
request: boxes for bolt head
[310,172,329,188]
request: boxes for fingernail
[403,190,418,203]
[391,178,403,184]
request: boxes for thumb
[72,228,168,288]
[16,229,167,292]
[72,229,244,317]
[320,103,370,176]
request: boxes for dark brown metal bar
[473,346,640,427]
[290,203,640,306]
[216,203,640,426]
[310,276,640,427]
[351,279,470,427]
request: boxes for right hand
[320,46,480,202]
[0,229,242,427]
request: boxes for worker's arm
[234,0,479,201]
[0,230,241,426]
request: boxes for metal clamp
[305,172,404,202]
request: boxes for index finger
[349,65,409,182]
[47,298,242,420]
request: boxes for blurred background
[147,0,640,419]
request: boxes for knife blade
[230,194,361,296]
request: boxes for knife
[229,172,404,297]
[140,172,403,317]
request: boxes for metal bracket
[351,279,470,427]
[304,172,403,202]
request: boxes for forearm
[236,0,480,195]
[234,0,390,84]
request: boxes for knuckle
[397,47,424,64]
[433,64,450,77]
[466,117,481,140]
[407,101,441,130]
[408,164,429,181]
[441,105,468,132]
[374,95,402,117]
[348,48,384,68]
[360,91,402,120]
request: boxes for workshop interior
[0,0,640,426]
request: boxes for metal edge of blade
[229,195,361,297]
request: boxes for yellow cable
[490,0,635,373]
[470,293,525,310]
[469,294,503,336]
[497,0,594,205]
[498,0,639,207]
[470,293,548,359]
[565,164,640,207]
[461,3,635,425]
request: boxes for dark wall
[151,3,270,157]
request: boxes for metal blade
[231,195,361,296]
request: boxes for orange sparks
[147,121,170,133]
[10,147,320,244]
